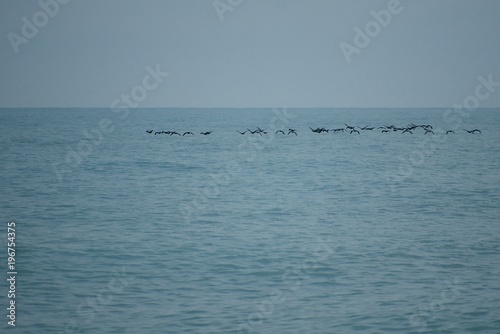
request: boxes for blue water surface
[0,108,499,333]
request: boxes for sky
[0,0,499,108]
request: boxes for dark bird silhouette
[247,127,267,135]
[350,129,360,135]
[424,130,434,135]
[345,123,355,130]
[154,131,161,135]
[170,131,181,136]
[446,130,455,134]
[381,129,389,133]
[182,132,194,136]
[236,130,246,135]
[464,129,481,134]
[310,127,328,133]
[402,128,413,134]
[288,129,297,135]
[200,131,212,135]
[146,130,153,134]
[275,130,285,135]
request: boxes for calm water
[1,108,499,333]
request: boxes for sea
[0,108,499,333]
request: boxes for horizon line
[1,107,499,110]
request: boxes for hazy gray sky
[0,0,499,108]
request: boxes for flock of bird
[237,127,298,136]
[306,123,482,135]
[146,130,212,136]
[146,124,482,136]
